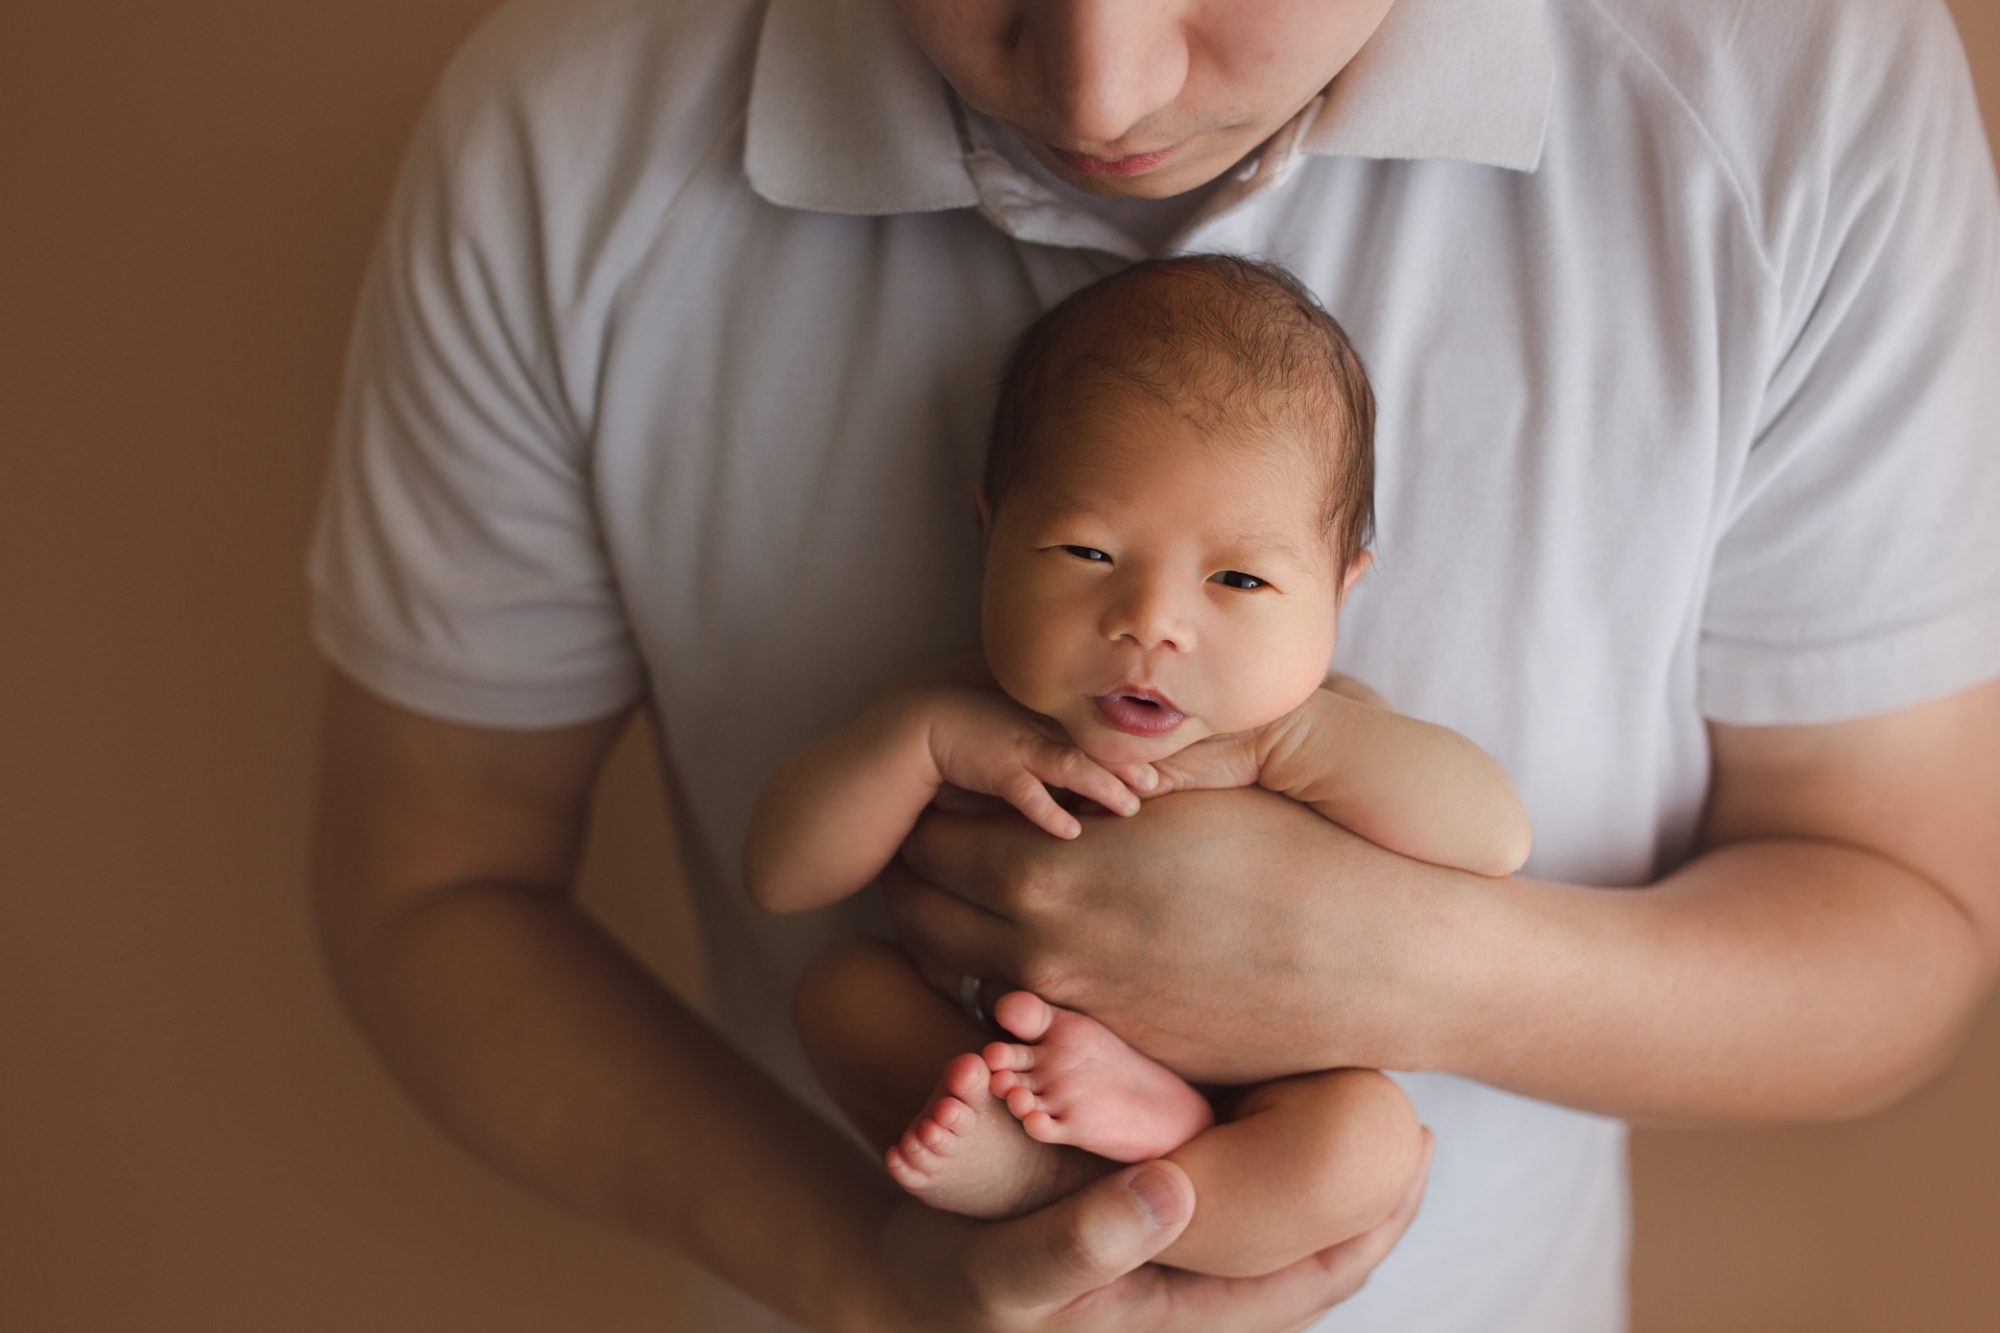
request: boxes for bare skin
[315,672,1437,1332]
[798,935,1428,1279]
[750,404,1524,1270]
[886,987,1424,1283]
[985,990,1217,1161]
[880,679,2000,1124]
[753,658,1506,1277]
[886,1050,1105,1216]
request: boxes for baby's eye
[1212,570,1266,591]
[1061,545,1110,563]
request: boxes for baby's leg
[983,990,1424,1278]
[1160,1068,1425,1278]
[792,937,1109,1217]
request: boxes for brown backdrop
[4,3,1996,1329]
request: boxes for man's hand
[868,1144,1433,1333]
[892,679,2000,1124]
[883,787,1440,1084]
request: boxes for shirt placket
[951,104,1149,259]
[949,94,1327,262]
[1168,94,1327,255]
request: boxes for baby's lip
[1100,684,1183,714]
[1093,689,1187,737]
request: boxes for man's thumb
[972,1162,1196,1312]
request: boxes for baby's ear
[1341,550,1372,597]
[972,485,993,538]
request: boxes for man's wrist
[1317,833,1530,1076]
[823,1198,913,1333]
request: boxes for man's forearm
[318,881,897,1328]
[889,702,1995,1125]
[1393,838,1992,1125]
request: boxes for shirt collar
[745,0,1552,218]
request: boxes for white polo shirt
[308,0,2000,1327]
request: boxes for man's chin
[1056,156,1233,200]
[1022,133,1238,200]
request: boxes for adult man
[308,0,2000,1328]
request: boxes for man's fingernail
[1127,1166,1185,1229]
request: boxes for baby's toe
[941,1053,991,1103]
[930,1096,972,1136]
[1022,1109,1066,1144]
[913,1117,950,1153]
[885,1143,927,1185]
[983,1040,1035,1072]
[992,991,1055,1042]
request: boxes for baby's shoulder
[1319,671,1393,712]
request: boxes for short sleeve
[306,37,645,728]
[1698,3,2000,725]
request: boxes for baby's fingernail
[1137,767,1159,791]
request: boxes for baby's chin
[1070,718,1208,768]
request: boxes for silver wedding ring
[958,973,993,1028]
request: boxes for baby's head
[976,255,1377,764]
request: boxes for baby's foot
[983,991,1215,1163]
[884,1052,1102,1218]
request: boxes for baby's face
[980,396,1358,765]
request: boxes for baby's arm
[744,685,1150,914]
[1259,687,1531,876]
[1150,682,1530,877]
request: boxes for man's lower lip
[1050,144,1181,177]
[1094,695,1187,736]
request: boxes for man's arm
[310,668,1419,1329]
[1465,676,2000,1123]
[885,679,2000,1123]
[310,670,893,1324]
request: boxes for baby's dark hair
[984,254,1376,575]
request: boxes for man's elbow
[1816,923,1994,1123]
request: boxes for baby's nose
[1101,584,1193,652]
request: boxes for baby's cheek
[985,638,1064,718]
[1227,655,1326,731]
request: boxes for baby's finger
[1028,745,1142,817]
[1103,761,1161,796]
[999,770,1083,839]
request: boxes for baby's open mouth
[1094,691,1186,737]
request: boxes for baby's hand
[916,688,1155,839]
[1144,728,1268,796]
